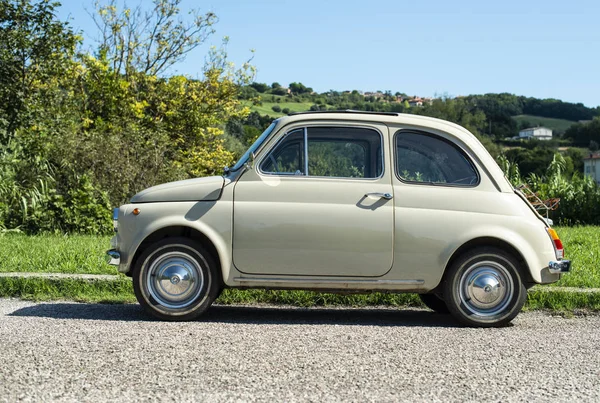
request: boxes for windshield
[230,121,277,171]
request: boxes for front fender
[117,201,234,281]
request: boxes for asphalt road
[1,299,599,402]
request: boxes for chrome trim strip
[548,260,571,274]
[106,249,121,266]
[365,192,393,200]
[304,126,309,175]
[233,277,424,285]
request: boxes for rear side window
[395,131,479,186]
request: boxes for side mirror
[245,152,256,170]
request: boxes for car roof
[277,110,478,141]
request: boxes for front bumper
[106,249,120,266]
[548,260,571,274]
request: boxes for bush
[499,154,600,225]
[282,108,290,114]
[271,105,282,113]
[0,141,111,234]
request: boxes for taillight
[547,228,564,259]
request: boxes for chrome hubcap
[147,251,204,309]
[459,261,514,316]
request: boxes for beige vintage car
[107,111,571,327]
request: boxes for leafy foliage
[0,0,253,233]
[499,153,600,225]
[563,117,600,147]
[0,0,79,140]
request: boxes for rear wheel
[443,247,527,327]
[133,237,221,321]
[418,293,450,314]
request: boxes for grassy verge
[526,288,600,312]
[1,226,598,286]
[551,226,600,288]
[0,234,113,275]
[1,277,598,312]
[0,276,135,304]
[0,226,599,311]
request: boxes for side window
[308,127,382,178]
[261,126,383,179]
[260,129,305,175]
[395,131,479,186]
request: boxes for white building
[519,127,553,140]
[584,154,600,185]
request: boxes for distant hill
[512,114,577,134]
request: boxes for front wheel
[133,237,221,321]
[443,247,527,327]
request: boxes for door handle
[365,192,393,200]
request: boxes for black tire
[132,237,221,321]
[418,293,450,314]
[443,247,527,328]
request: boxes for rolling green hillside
[249,101,314,117]
[512,114,577,134]
[246,94,316,117]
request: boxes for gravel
[0,299,599,402]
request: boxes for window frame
[257,125,385,181]
[393,129,480,188]
[258,128,306,176]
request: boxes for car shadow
[8,303,460,328]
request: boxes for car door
[390,128,488,283]
[232,123,394,277]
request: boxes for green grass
[0,276,135,303]
[512,114,577,133]
[0,234,113,275]
[0,226,598,286]
[1,277,598,312]
[248,101,315,117]
[526,288,600,311]
[552,226,600,288]
[245,94,317,117]
[0,227,599,311]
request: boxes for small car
[107,110,571,327]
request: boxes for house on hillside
[584,154,600,185]
[364,91,384,99]
[518,126,553,141]
[408,97,423,107]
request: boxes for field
[512,114,577,133]
[0,226,598,309]
[247,94,315,117]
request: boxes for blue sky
[57,0,600,107]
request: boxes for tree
[249,82,269,93]
[92,0,217,77]
[271,86,287,96]
[0,0,79,140]
[289,82,312,95]
[564,117,600,147]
